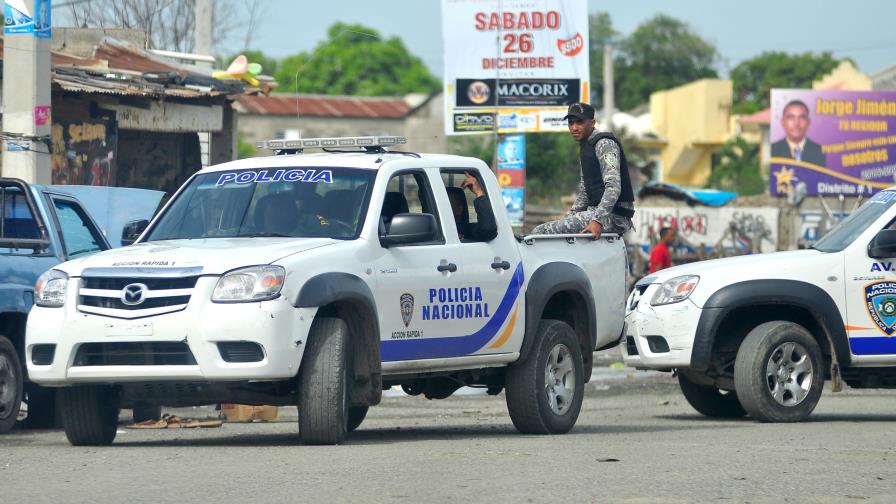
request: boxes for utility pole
[2,0,52,183]
[194,0,213,65]
[602,44,615,131]
[194,0,214,167]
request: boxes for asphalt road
[3,363,896,503]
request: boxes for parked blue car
[0,178,163,433]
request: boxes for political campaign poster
[4,0,33,35]
[502,187,525,227]
[441,0,589,135]
[497,134,525,187]
[34,0,51,38]
[770,89,896,197]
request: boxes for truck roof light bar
[256,136,407,155]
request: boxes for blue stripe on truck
[380,263,524,361]
[849,337,896,355]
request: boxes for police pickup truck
[26,136,626,445]
[624,189,896,422]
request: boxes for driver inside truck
[445,171,497,242]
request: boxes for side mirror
[380,213,437,247]
[121,219,149,246]
[868,229,896,258]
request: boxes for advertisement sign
[34,0,51,38]
[4,0,33,34]
[497,134,526,187]
[502,187,525,227]
[442,0,589,135]
[635,206,780,254]
[770,89,896,196]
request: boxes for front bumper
[26,277,316,386]
[621,285,701,369]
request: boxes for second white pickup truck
[26,136,626,445]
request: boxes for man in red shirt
[649,227,676,273]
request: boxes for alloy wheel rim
[544,343,576,415]
[764,341,813,407]
[0,354,16,419]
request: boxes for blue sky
[234,0,895,78]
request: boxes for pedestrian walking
[649,227,676,273]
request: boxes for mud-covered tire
[132,404,162,423]
[59,386,120,446]
[505,319,584,434]
[678,372,746,418]
[734,321,824,423]
[347,406,368,433]
[298,317,350,445]
[0,336,23,434]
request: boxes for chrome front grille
[77,267,202,319]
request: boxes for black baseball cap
[563,102,595,121]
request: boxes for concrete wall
[650,79,733,187]
[238,93,448,156]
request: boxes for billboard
[441,0,589,135]
[770,89,896,196]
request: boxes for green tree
[588,11,619,109]
[237,132,256,159]
[614,15,719,111]
[274,23,439,96]
[525,133,580,202]
[731,51,843,114]
[708,136,764,195]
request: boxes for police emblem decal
[400,293,414,328]
[865,281,896,335]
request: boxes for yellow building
[649,79,733,186]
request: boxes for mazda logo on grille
[121,283,149,306]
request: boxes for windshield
[813,191,896,253]
[145,167,374,241]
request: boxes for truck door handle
[437,262,457,273]
[491,260,511,270]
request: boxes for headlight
[35,269,68,308]
[212,265,285,303]
[650,275,699,306]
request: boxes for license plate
[104,322,153,337]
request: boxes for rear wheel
[505,319,584,434]
[59,386,120,446]
[678,372,746,418]
[0,336,23,434]
[734,321,824,422]
[298,317,350,445]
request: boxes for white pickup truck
[26,136,626,445]
[623,189,896,422]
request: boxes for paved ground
[3,360,896,503]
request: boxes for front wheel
[505,319,584,434]
[678,372,746,418]
[734,321,824,423]
[298,317,350,445]
[347,406,368,432]
[59,386,120,446]
[0,336,23,434]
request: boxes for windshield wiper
[238,232,293,238]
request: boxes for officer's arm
[470,196,498,242]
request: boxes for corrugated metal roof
[1,35,231,99]
[234,94,411,118]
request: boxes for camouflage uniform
[532,129,634,235]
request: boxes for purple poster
[770,89,896,197]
